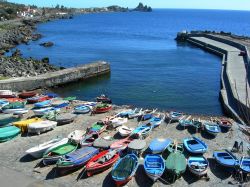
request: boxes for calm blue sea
[11,9,250,115]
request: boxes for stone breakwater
[0,61,110,91]
[176,31,250,125]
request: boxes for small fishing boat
[93,104,112,114]
[51,99,69,107]
[0,90,16,98]
[68,130,86,144]
[25,138,68,158]
[239,157,250,174]
[27,95,50,104]
[110,117,128,126]
[166,142,184,155]
[43,141,78,165]
[187,156,209,177]
[165,111,184,123]
[218,119,233,131]
[149,113,165,128]
[165,150,187,178]
[128,108,143,119]
[0,100,9,108]
[140,109,157,121]
[112,154,139,187]
[2,101,26,110]
[56,113,77,125]
[28,120,57,135]
[110,137,132,150]
[6,98,24,103]
[116,109,136,118]
[93,137,114,149]
[118,125,134,137]
[56,147,99,175]
[149,138,172,154]
[96,94,112,104]
[13,118,42,133]
[0,125,20,142]
[88,121,107,135]
[2,108,29,115]
[179,115,193,127]
[34,100,52,108]
[86,150,120,176]
[183,136,208,154]
[190,119,202,131]
[45,93,58,98]
[0,114,19,127]
[18,91,37,99]
[204,122,221,136]
[33,107,60,116]
[213,150,239,169]
[144,155,165,181]
[80,133,99,147]
[131,124,152,139]
[74,105,91,114]
[128,139,146,156]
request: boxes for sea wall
[0,61,110,91]
[180,32,249,125]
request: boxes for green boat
[0,125,21,142]
[2,102,26,110]
[0,114,20,127]
[63,97,76,101]
[88,121,106,134]
[166,142,184,156]
[43,142,78,165]
[165,151,187,178]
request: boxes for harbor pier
[176,31,250,125]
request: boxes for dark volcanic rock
[133,2,152,12]
[39,42,54,47]
[0,56,60,78]
[32,33,42,41]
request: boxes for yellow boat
[13,118,43,133]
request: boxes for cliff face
[133,2,152,12]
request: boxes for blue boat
[34,100,52,108]
[74,105,91,114]
[131,124,152,139]
[183,136,208,154]
[204,122,221,136]
[149,114,165,128]
[149,138,172,154]
[112,154,139,186]
[213,150,239,169]
[239,157,250,174]
[144,154,165,181]
[179,116,193,127]
[0,100,9,108]
[56,146,99,175]
[54,102,69,109]
[45,93,58,98]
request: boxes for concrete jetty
[176,31,250,125]
[0,61,110,91]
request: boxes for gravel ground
[0,101,249,187]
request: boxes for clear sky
[7,0,250,11]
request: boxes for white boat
[25,137,66,158]
[2,108,29,114]
[0,90,16,98]
[187,156,209,177]
[28,120,57,134]
[56,113,77,125]
[51,99,69,107]
[118,125,134,137]
[33,107,60,116]
[68,130,86,144]
[110,117,128,125]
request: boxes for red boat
[6,98,24,102]
[110,137,132,151]
[86,150,119,177]
[93,104,112,114]
[18,91,37,99]
[27,95,50,104]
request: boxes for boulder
[39,42,54,47]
